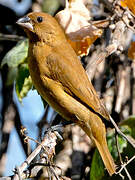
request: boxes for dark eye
[37,16,43,23]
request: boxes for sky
[5,90,45,176]
[0,0,31,15]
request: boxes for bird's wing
[46,45,109,120]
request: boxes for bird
[17,12,116,175]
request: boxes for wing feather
[46,45,109,120]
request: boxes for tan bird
[17,12,116,175]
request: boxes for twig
[131,62,135,115]
[110,116,135,148]
[115,133,123,163]
[49,166,61,180]
[115,134,132,180]
[116,155,135,175]
[0,34,25,41]
[12,128,59,180]
[86,20,126,79]
[103,0,135,33]
[15,166,22,180]
[115,67,126,113]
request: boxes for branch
[115,134,132,180]
[110,116,135,148]
[116,155,135,175]
[86,20,126,79]
[0,33,25,41]
[1,127,63,180]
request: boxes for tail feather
[94,138,116,176]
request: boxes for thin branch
[11,128,60,180]
[0,34,25,41]
[86,20,126,79]
[115,67,126,113]
[115,134,132,180]
[116,155,135,175]
[110,116,135,148]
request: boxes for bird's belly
[28,59,104,139]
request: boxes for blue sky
[5,90,45,176]
[0,0,31,15]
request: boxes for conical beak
[16,16,33,31]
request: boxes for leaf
[121,0,135,15]
[1,39,28,68]
[107,126,131,160]
[55,0,103,57]
[67,34,99,57]
[90,149,105,180]
[16,64,32,102]
[6,67,18,86]
[120,116,135,138]
[128,41,135,61]
[42,0,61,15]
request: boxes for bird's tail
[93,137,116,176]
[79,114,116,176]
[76,110,116,175]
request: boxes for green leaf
[16,64,33,102]
[42,0,61,15]
[90,149,105,180]
[107,126,131,160]
[1,39,28,68]
[120,116,135,138]
[6,67,18,86]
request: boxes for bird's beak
[16,16,33,31]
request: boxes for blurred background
[0,0,135,180]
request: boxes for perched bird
[17,12,116,175]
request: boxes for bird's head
[17,12,65,44]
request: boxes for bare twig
[116,155,135,175]
[115,134,132,180]
[110,116,135,148]
[0,34,25,41]
[131,62,135,115]
[115,67,126,113]
[12,128,59,180]
[102,0,135,33]
[86,20,126,79]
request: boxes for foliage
[1,39,32,101]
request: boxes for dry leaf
[121,0,135,15]
[67,35,99,56]
[128,41,135,60]
[55,0,103,56]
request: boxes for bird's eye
[37,16,43,23]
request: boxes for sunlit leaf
[128,41,135,61]
[55,0,103,57]
[121,0,135,15]
[1,39,28,68]
[16,64,32,102]
[67,35,99,56]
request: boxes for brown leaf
[121,0,135,15]
[55,0,103,56]
[128,41,135,61]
